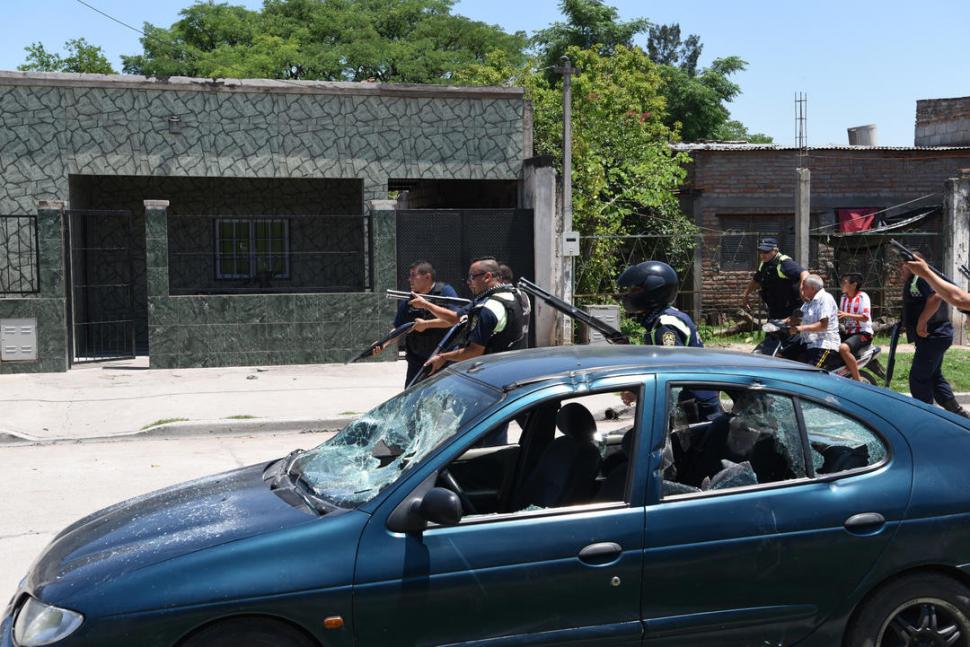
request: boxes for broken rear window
[291,372,501,507]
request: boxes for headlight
[13,597,83,646]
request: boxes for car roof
[451,345,822,389]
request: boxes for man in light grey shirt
[787,274,841,369]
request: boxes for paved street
[0,359,406,443]
[0,429,334,603]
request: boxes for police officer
[372,260,460,386]
[616,261,721,420]
[414,257,528,375]
[743,237,808,353]
[901,252,969,417]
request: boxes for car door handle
[578,542,622,565]
[844,512,886,533]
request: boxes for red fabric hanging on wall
[837,208,878,233]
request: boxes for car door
[352,377,653,647]
[640,372,912,646]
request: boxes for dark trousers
[910,336,955,405]
[404,353,427,387]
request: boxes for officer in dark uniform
[616,261,722,420]
[743,237,808,354]
[372,260,460,386]
[414,257,528,375]
[901,253,969,417]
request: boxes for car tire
[179,616,318,647]
[845,572,970,647]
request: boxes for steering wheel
[439,468,478,515]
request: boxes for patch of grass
[224,415,257,420]
[338,411,359,416]
[140,417,189,430]
[885,349,970,393]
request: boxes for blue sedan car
[5,346,970,647]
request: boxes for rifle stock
[345,321,415,364]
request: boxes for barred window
[718,215,794,271]
[215,219,289,280]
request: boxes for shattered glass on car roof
[292,373,500,507]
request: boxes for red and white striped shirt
[840,292,873,335]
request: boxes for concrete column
[794,168,811,267]
[519,156,558,346]
[144,200,169,369]
[144,200,170,299]
[943,171,970,344]
[36,200,66,299]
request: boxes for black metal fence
[0,215,40,295]
[167,214,373,295]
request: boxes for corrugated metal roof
[672,142,970,152]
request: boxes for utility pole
[794,92,811,268]
[555,55,578,344]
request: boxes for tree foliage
[458,45,696,298]
[18,38,116,74]
[121,0,527,82]
[647,23,701,76]
[531,0,649,72]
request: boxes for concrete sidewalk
[0,358,407,444]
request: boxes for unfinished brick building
[676,101,970,324]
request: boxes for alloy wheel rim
[878,598,967,647]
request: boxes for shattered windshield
[291,372,500,507]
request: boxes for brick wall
[915,97,970,147]
[683,148,970,321]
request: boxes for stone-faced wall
[916,97,970,147]
[146,201,396,369]
[0,72,528,217]
[681,147,970,320]
[0,203,67,373]
[0,72,528,371]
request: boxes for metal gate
[395,209,535,299]
[65,209,136,364]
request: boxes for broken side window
[800,400,887,474]
[663,386,806,498]
[292,372,501,508]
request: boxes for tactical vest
[466,286,528,354]
[756,253,800,316]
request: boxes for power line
[73,0,148,39]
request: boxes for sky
[1,0,967,147]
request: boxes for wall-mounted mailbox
[563,231,580,257]
[1,319,38,361]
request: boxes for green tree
[647,23,701,76]
[122,0,527,82]
[458,46,696,299]
[531,0,649,72]
[18,38,115,74]
[715,119,774,144]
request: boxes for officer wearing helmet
[617,261,721,420]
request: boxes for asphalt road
[0,429,334,604]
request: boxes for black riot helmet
[617,261,679,313]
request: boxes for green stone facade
[0,72,529,371]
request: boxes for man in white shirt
[787,274,841,369]
[837,273,874,381]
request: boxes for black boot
[942,398,970,418]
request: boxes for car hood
[25,461,316,599]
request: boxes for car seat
[513,403,602,509]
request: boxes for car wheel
[846,573,970,647]
[179,617,317,647]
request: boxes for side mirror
[416,487,463,526]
